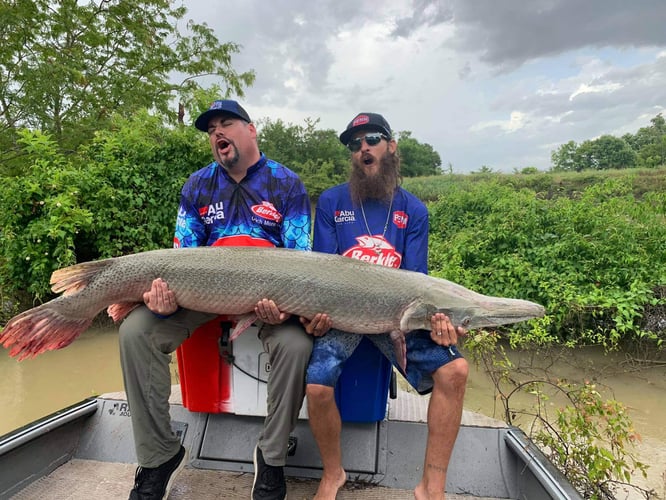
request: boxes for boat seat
[176,316,393,422]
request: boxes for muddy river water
[1,326,664,498]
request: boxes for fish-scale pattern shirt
[313,183,428,273]
[174,154,311,250]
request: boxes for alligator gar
[0,247,545,361]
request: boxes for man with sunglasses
[301,112,469,500]
[119,99,317,500]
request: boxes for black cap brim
[339,124,391,146]
[339,112,392,145]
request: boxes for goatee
[218,144,240,169]
[349,151,401,204]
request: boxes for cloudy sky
[182,0,666,173]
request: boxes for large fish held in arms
[0,247,545,363]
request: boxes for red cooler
[177,318,393,421]
[176,316,234,413]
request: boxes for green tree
[637,135,666,168]
[257,118,348,198]
[571,136,636,171]
[590,135,636,170]
[633,114,666,168]
[551,140,579,171]
[256,118,306,169]
[553,113,665,172]
[395,131,442,177]
[0,0,254,154]
[627,113,666,150]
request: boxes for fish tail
[0,304,92,360]
[50,259,113,295]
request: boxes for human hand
[300,313,332,337]
[143,278,178,316]
[430,313,467,346]
[255,298,291,325]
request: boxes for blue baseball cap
[194,99,251,132]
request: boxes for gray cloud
[186,1,352,107]
[183,0,666,172]
[391,0,453,37]
[391,0,666,68]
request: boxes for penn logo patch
[393,211,408,229]
[352,115,370,127]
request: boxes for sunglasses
[347,133,389,152]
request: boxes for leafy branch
[465,330,655,499]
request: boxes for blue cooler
[334,336,393,422]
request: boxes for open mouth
[362,154,375,166]
[216,139,232,154]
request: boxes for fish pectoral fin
[389,330,407,373]
[107,302,141,322]
[399,301,432,332]
[229,312,258,341]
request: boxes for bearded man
[300,113,469,500]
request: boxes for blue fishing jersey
[174,154,311,250]
[313,183,429,273]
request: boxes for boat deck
[10,459,503,499]
[3,386,580,500]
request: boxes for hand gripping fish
[0,247,545,364]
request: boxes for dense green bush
[0,113,209,299]
[425,176,666,347]
[74,111,210,259]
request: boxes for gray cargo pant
[118,305,312,468]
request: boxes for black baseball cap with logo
[339,112,392,145]
[194,99,251,132]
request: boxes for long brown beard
[349,151,401,204]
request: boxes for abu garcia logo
[334,209,356,223]
[199,202,225,224]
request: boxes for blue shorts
[306,329,463,395]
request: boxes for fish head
[441,297,546,330]
[400,278,546,332]
[400,301,490,331]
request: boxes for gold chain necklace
[359,197,394,254]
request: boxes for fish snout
[461,299,545,330]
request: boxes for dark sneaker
[129,445,188,500]
[252,445,287,500]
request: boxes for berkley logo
[342,236,402,268]
[393,211,408,229]
[352,115,370,127]
[252,201,282,222]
